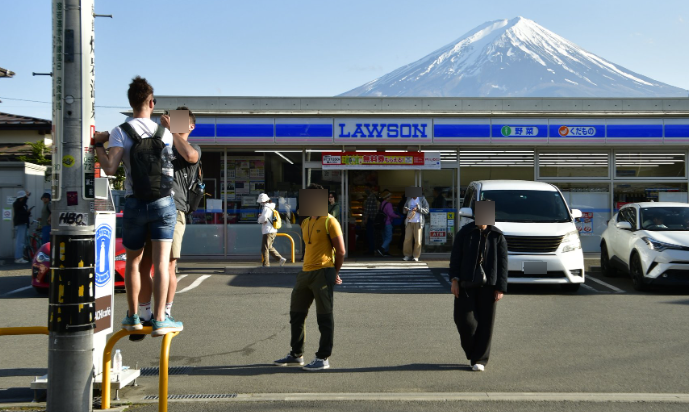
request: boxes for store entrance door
[344,170,417,257]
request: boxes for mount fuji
[339,17,688,98]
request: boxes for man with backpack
[274,183,345,371]
[93,76,182,337]
[257,193,287,267]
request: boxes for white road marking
[587,275,625,293]
[581,284,600,293]
[2,285,33,297]
[176,275,211,294]
[175,274,188,282]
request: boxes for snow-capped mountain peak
[340,17,687,98]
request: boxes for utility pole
[48,0,97,411]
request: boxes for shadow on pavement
[0,387,37,403]
[0,276,45,299]
[0,368,47,378]
[190,363,466,377]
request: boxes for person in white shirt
[402,194,430,261]
[257,193,287,267]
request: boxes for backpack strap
[153,124,165,139]
[119,122,141,143]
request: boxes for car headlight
[114,253,126,261]
[36,251,50,263]
[642,237,684,252]
[561,230,581,253]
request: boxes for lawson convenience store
[152,96,689,258]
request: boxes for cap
[257,193,270,203]
[16,190,27,198]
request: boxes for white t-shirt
[109,117,173,196]
[408,198,422,223]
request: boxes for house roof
[0,112,51,132]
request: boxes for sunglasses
[152,98,157,105]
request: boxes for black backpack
[119,122,172,201]
[374,201,388,230]
[186,160,204,213]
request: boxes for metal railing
[276,233,295,263]
[102,328,180,412]
[0,326,49,336]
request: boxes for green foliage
[18,140,51,165]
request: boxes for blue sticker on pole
[95,224,112,287]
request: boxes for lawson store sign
[186,117,689,145]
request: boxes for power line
[0,96,128,109]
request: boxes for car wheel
[561,283,580,292]
[630,254,650,292]
[600,243,617,277]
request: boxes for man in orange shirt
[274,183,346,371]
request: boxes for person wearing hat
[257,193,287,267]
[376,190,401,257]
[39,193,52,246]
[13,190,32,264]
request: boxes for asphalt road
[1,259,689,411]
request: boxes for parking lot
[1,258,689,410]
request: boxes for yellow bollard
[159,331,180,412]
[101,327,152,410]
[276,233,295,263]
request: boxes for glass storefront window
[422,169,457,253]
[539,152,609,178]
[614,183,688,210]
[551,183,610,253]
[460,150,534,202]
[184,151,225,255]
[615,152,686,178]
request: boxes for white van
[458,180,585,292]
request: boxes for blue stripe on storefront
[275,124,333,137]
[189,124,215,137]
[216,124,274,137]
[606,125,662,138]
[665,125,689,138]
[433,124,490,138]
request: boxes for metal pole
[48,1,96,411]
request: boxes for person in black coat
[449,220,508,371]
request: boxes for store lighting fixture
[274,152,294,165]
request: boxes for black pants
[289,267,336,359]
[453,285,497,366]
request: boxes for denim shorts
[122,196,176,250]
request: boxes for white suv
[459,180,585,292]
[600,202,689,291]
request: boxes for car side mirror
[615,221,633,230]
[571,209,583,219]
[458,207,473,218]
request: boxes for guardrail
[102,328,180,412]
[276,233,295,263]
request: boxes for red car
[32,213,127,293]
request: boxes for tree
[18,140,51,165]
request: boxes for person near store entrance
[13,190,32,264]
[376,190,401,257]
[274,183,345,371]
[402,189,429,261]
[257,193,287,267]
[328,191,341,221]
[362,184,379,254]
[449,200,507,372]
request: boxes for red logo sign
[558,126,569,137]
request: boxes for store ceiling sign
[322,151,441,170]
[334,118,432,144]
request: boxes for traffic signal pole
[48,0,97,410]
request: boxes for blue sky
[1,0,688,129]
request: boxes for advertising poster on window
[576,212,594,236]
[322,152,441,170]
[429,211,448,244]
[223,156,264,201]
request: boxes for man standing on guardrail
[274,183,345,371]
[13,190,31,264]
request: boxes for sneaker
[376,249,384,257]
[279,257,287,267]
[413,258,419,262]
[302,357,330,371]
[129,319,152,342]
[403,256,412,261]
[472,364,485,372]
[15,258,29,264]
[122,312,143,331]
[383,251,391,257]
[151,315,183,337]
[274,353,304,366]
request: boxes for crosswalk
[337,262,447,293]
